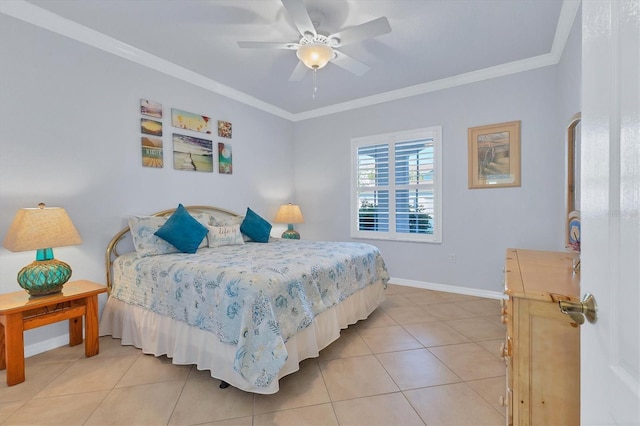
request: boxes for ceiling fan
[237,0,392,85]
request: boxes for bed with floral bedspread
[100,206,389,394]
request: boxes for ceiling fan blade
[288,61,308,81]
[329,17,391,47]
[281,0,316,38]
[237,41,297,49]
[332,51,370,76]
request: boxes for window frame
[350,126,442,243]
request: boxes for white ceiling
[3,0,579,121]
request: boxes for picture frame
[468,120,521,189]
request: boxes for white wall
[293,13,582,293]
[0,15,294,352]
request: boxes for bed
[100,205,389,394]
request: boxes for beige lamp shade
[296,43,334,70]
[3,203,82,252]
[274,203,304,224]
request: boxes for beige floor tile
[96,336,145,358]
[4,390,108,425]
[382,305,440,324]
[402,291,450,305]
[253,403,338,426]
[405,382,505,425]
[458,299,502,316]
[445,317,507,341]
[254,359,330,414]
[198,416,253,426]
[429,342,506,381]
[403,321,470,347]
[115,353,192,388]
[351,308,397,329]
[484,314,507,328]
[34,355,138,398]
[86,381,184,425]
[318,327,372,360]
[385,284,423,294]
[477,339,505,359]
[168,375,254,425]
[358,325,423,353]
[25,343,85,366]
[420,302,478,320]
[319,354,399,401]
[377,348,461,390]
[436,292,485,302]
[0,362,71,403]
[0,401,25,423]
[333,392,425,425]
[467,376,508,416]
[379,294,417,309]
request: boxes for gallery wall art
[218,120,232,138]
[218,142,232,174]
[173,133,213,172]
[140,99,163,168]
[172,108,212,134]
[140,99,163,119]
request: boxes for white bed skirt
[99,280,385,394]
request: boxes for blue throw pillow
[240,207,272,243]
[154,204,208,253]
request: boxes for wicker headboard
[105,205,241,292]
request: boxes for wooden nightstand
[0,280,107,386]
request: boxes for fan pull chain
[312,66,318,99]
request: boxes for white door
[581,1,640,424]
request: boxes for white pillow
[128,216,179,257]
[206,224,245,247]
[129,213,211,257]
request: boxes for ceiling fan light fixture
[296,43,334,70]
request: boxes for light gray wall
[0,9,581,354]
[0,15,294,351]
[292,12,582,293]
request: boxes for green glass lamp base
[281,224,300,240]
[17,248,72,297]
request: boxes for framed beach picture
[172,133,213,172]
[141,118,163,136]
[140,99,162,118]
[141,136,163,168]
[218,142,232,174]
[468,120,521,189]
[171,108,212,134]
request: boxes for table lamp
[3,203,82,296]
[274,203,304,239]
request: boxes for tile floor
[0,284,507,425]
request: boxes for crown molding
[1,0,580,122]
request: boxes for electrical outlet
[448,253,456,263]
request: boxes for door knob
[558,293,598,325]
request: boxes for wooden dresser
[501,248,581,426]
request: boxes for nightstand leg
[84,295,99,357]
[69,315,83,347]
[0,320,5,370]
[3,313,25,385]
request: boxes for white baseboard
[389,277,505,300]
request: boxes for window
[351,126,442,243]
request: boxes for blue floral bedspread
[111,239,389,388]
